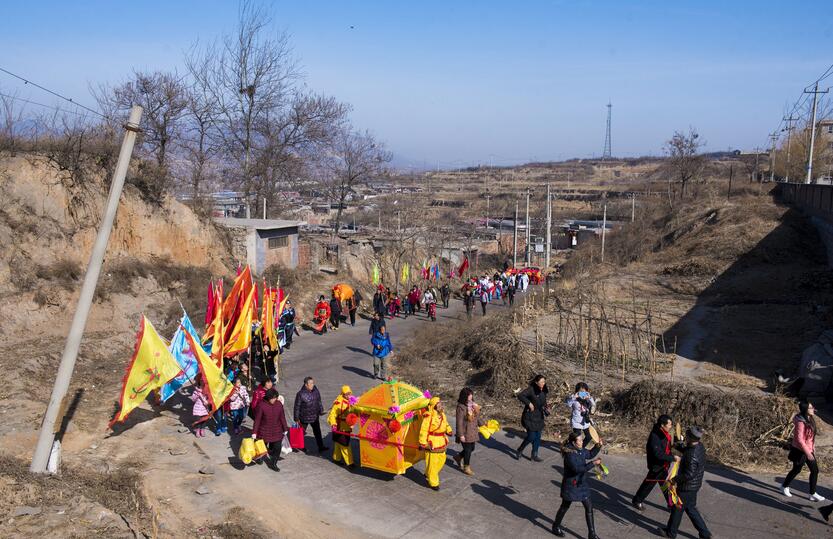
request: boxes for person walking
[293,377,328,455]
[327,386,355,467]
[371,325,393,380]
[660,426,712,539]
[516,374,549,462]
[479,286,489,316]
[329,294,342,330]
[782,400,825,501]
[506,280,515,307]
[251,388,289,471]
[464,289,475,321]
[551,431,603,539]
[228,376,251,435]
[566,382,596,448]
[631,415,680,511]
[369,311,386,336]
[345,294,358,327]
[441,282,450,308]
[280,300,298,349]
[419,397,453,491]
[373,287,387,317]
[453,387,483,476]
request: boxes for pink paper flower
[423,390,432,399]
[348,395,358,406]
[388,405,400,415]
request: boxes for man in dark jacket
[661,426,711,539]
[463,290,475,321]
[373,289,386,317]
[293,377,328,454]
[440,283,450,308]
[632,414,680,510]
[369,312,386,336]
[329,295,342,330]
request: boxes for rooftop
[214,217,307,230]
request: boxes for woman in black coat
[516,374,549,461]
[552,431,602,539]
[293,377,328,454]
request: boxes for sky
[1,1,832,168]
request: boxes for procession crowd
[184,273,828,539]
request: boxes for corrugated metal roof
[214,217,306,230]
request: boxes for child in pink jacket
[190,381,211,437]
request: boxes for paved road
[191,293,829,538]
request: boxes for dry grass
[612,380,795,467]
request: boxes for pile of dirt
[612,380,796,467]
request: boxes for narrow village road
[185,291,828,538]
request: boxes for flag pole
[31,106,143,473]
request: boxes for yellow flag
[184,330,233,416]
[109,316,182,428]
[224,287,254,357]
[262,288,277,350]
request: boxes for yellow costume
[419,397,452,488]
[327,386,355,466]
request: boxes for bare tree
[182,87,220,198]
[322,130,391,233]
[187,0,299,200]
[0,89,27,153]
[664,127,705,202]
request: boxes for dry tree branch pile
[614,380,795,466]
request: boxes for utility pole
[753,147,760,184]
[513,201,518,268]
[485,194,491,229]
[31,106,143,473]
[525,188,531,266]
[545,184,552,269]
[263,197,267,219]
[769,132,778,183]
[631,193,635,222]
[805,82,829,184]
[600,203,607,263]
[728,164,734,199]
[783,115,798,183]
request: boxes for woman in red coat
[252,388,289,471]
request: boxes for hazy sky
[2,1,832,167]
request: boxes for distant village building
[215,217,306,274]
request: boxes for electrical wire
[0,91,96,119]
[0,66,109,120]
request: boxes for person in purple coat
[252,388,289,471]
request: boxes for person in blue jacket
[552,431,603,539]
[370,325,393,380]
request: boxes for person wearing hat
[419,397,453,491]
[660,426,712,539]
[327,386,355,467]
[279,299,298,349]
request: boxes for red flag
[205,281,215,328]
[457,256,469,277]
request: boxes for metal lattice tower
[602,101,612,159]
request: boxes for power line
[0,66,108,120]
[0,91,96,119]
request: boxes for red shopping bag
[288,424,305,450]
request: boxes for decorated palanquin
[332,283,354,302]
[351,380,431,474]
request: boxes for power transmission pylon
[602,101,612,159]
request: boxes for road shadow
[586,475,669,534]
[470,479,552,532]
[707,479,826,524]
[481,433,520,459]
[342,365,376,379]
[346,346,373,357]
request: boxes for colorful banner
[109,316,182,427]
[159,313,203,403]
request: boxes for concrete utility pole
[545,184,552,269]
[485,194,491,229]
[31,106,143,473]
[600,204,607,264]
[513,201,518,268]
[769,133,778,183]
[263,197,267,219]
[631,193,635,222]
[805,82,829,184]
[524,188,531,266]
[783,115,798,183]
